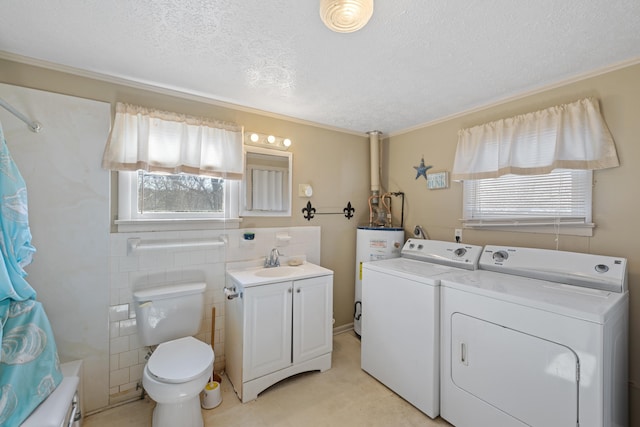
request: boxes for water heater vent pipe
[367,130,382,194]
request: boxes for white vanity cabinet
[225,266,333,403]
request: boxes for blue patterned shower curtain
[0,122,63,426]
[0,124,36,302]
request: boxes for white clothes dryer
[440,245,628,427]
[360,239,483,418]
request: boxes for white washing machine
[440,245,628,427]
[360,239,483,418]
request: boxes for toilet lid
[147,336,214,383]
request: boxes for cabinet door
[293,275,333,363]
[244,281,293,381]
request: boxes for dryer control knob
[595,264,609,273]
[492,250,509,262]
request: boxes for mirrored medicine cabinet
[240,146,292,217]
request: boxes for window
[453,98,619,236]
[138,171,224,215]
[463,169,593,230]
[117,170,239,223]
[102,103,244,230]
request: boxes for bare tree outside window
[138,171,224,213]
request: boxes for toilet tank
[133,282,206,347]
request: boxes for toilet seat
[147,336,213,383]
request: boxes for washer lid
[363,257,448,285]
[147,336,213,383]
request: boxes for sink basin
[253,266,300,278]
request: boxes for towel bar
[127,238,225,253]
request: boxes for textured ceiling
[1,1,639,135]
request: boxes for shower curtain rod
[0,98,42,133]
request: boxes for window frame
[116,170,240,231]
[461,169,594,236]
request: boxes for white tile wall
[107,226,321,405]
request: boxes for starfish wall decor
[413,157,432,180]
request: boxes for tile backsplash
[107,226,321,405]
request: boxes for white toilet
[133,282,214,427]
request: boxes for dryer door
[451,313,578,427]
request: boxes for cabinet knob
[288,288,292,293]
[296,288,301,293]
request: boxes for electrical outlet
[454,229,462,241]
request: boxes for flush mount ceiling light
[320,0,374,33]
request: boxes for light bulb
[283,138,292,147]
[250,133,259,143]
[267,135,276,144]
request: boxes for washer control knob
[454,248,467,257]
[417,244,424,250]
[595,264,609,273]
[492,250,509,262]
[409,243,415,249]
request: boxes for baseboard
[333,322,353,335]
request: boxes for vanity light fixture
[245,132,292,151]
[320,0,374,33]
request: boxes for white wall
[0,83,111,412]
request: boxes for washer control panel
[401,239,483,270]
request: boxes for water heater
[354,226,404,337]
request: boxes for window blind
[463,169,592,225]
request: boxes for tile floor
[84,331,452,427]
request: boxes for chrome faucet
[264,248,281,268]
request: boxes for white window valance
[452,98,619,180]
[102,103,244,179]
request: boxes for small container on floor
[202,381,222,409]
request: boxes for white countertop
[227,260,333,287]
